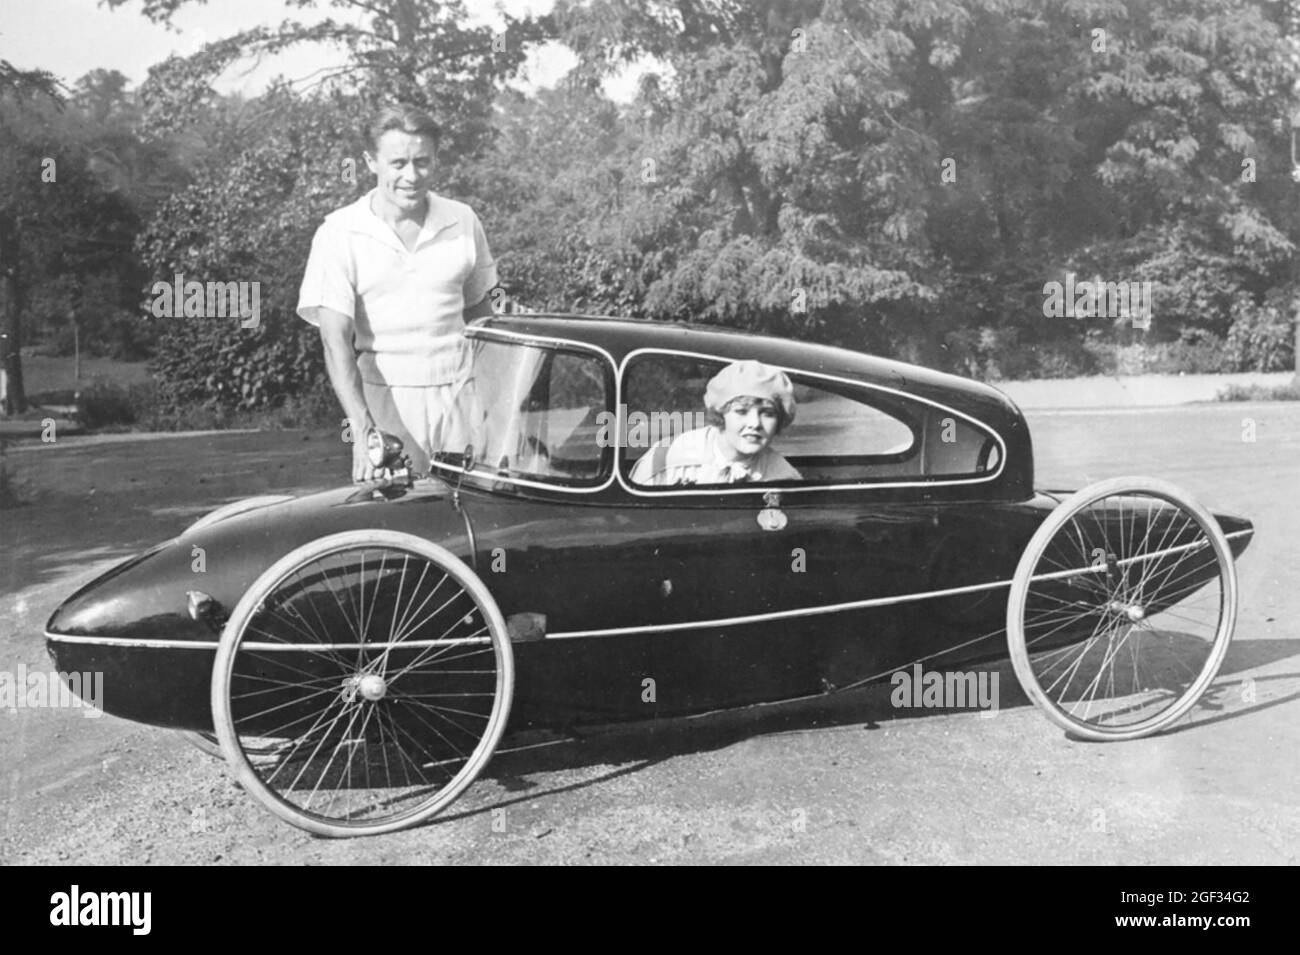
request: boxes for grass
[19,350,152,395]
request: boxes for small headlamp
[365,428,405,470]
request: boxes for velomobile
[45,314,1252,836]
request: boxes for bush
[131,402,233,432]
[150,306,328,414]
[72,374,341,433]
[944,327,1099,381]
[37,308,157,362]
[1084,333,1236,375]
[136,98,359,417]
[1216,380,1300,401]
[1225,290,1295,372]
[1145,336,1237,374]
[0,450,24,509]
[76,378,156,429]
[1000,339,1099,380]
[255,380,342,430]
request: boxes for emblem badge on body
[757,490,788,531]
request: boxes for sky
[0,0,643,99]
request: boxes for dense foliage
[505,0,1300,375]
[3,0,1299,421]
[116,0,550,412]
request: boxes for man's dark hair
[365,105,440,153]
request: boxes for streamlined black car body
[44,315,1252,835]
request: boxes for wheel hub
[1106,600,1145,621]
[342,673,388,702]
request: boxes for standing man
[298,105,498,480]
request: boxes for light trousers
[362,379,471,474]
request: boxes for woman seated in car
[630,360,802,486]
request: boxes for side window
[621,353,1001,487]
[542,351,610,480]
[622,355,718,468]
[783,379,1001,481]
[916,406,1002,478]
[778,383,915,459]
[767,378,918,482]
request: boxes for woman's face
[718,396,779,459]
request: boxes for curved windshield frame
[431,334,615,489]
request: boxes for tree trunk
[0,209,25,415]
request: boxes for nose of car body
[45,479,467,642]
[45,540,217,642]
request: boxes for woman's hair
[705,395,790,434]
[365,105,440,153]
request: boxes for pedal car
[46,315,1252,836]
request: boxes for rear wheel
[1007,477,1237,740]
[211,530,513,836]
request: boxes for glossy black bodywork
[45,315,1254,730]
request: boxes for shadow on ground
[433,639,1300,825]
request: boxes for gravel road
[2,403,1296,864]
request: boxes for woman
[630,360,802,486]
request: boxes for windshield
[435,336,613,487]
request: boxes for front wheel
[210,530,514,837]
[1007,477,1237,741]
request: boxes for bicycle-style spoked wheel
[211,531,514,837]
[1007,477,1238,741]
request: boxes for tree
[107,0,551,158]
[539,0,1300,374]
[2,66,177,394]
[1281,0,1300,377]
[108,0,553,410]
[0,60,64,414]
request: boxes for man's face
[365,129,436,214]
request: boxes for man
[297,105,498,480]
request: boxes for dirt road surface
[2,403,1296,864]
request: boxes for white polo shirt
[297,190,498,387]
